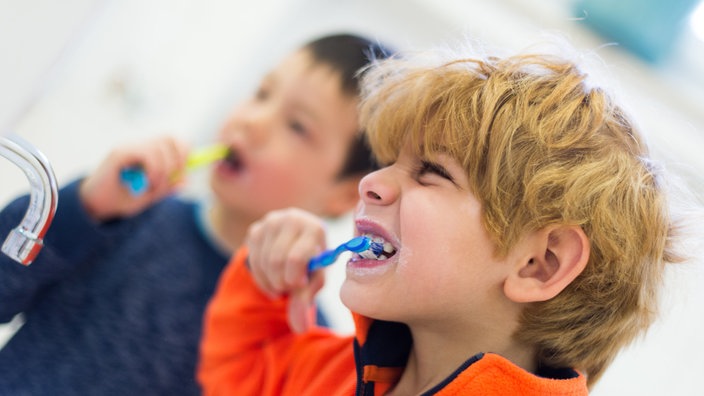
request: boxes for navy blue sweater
[0,180,229,395]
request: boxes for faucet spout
[0,134,58,265]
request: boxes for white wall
[2,0,703,394]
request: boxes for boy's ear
[320,177,362,217]
[504,225,590,303]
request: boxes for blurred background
[1,0,703,394]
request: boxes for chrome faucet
[0,134,58,265]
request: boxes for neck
[203,201,256,254]
[388,318,535,395]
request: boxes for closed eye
[416,160,456,185]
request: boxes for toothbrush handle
[308,248,343,272]
[307,236,372,272]
[119,166,149,196]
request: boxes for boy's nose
[239,105,274,146]
[359,167,398,205]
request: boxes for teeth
[383,242,394,253]
[359,234,397,260]
[359,250,381,260]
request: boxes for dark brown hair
[304,33,393,179]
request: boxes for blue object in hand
[308,236,382,272]
[308,236,370,271]
[119,167,148,196]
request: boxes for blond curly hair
[359,46,682,386]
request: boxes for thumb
[287,272,325,333]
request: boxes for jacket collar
[351,314,587,396]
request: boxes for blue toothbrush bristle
[353,237,385,258]
[369,241,384,257]
[308,236,392,272]
[357,238,388,260]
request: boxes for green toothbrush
[119,144,228,196]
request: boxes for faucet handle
[2,228,45,265]
[0,134,58,265]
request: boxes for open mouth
[222,148,243,171]
[357,234,397,260]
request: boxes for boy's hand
[79,135,190,221]
[246,208,328,333]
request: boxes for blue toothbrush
[119,167,149,196]
[308,236,385,272]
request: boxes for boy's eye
[288,120,308,136]
[255,86,269,101]
[416,160,455,185]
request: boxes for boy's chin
[339,281,387,318]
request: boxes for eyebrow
[287,84,331,129]
[290,100,320,123]
[417,143,453,156]
[266,69,323,123]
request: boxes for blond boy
[199,43,684,395]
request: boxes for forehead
[270,49,343,95]
[271,48,360,146]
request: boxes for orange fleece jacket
[198,248,588,395]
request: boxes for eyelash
[288,120,307,136]
[254,86,269,101]
[416,160,453,183]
